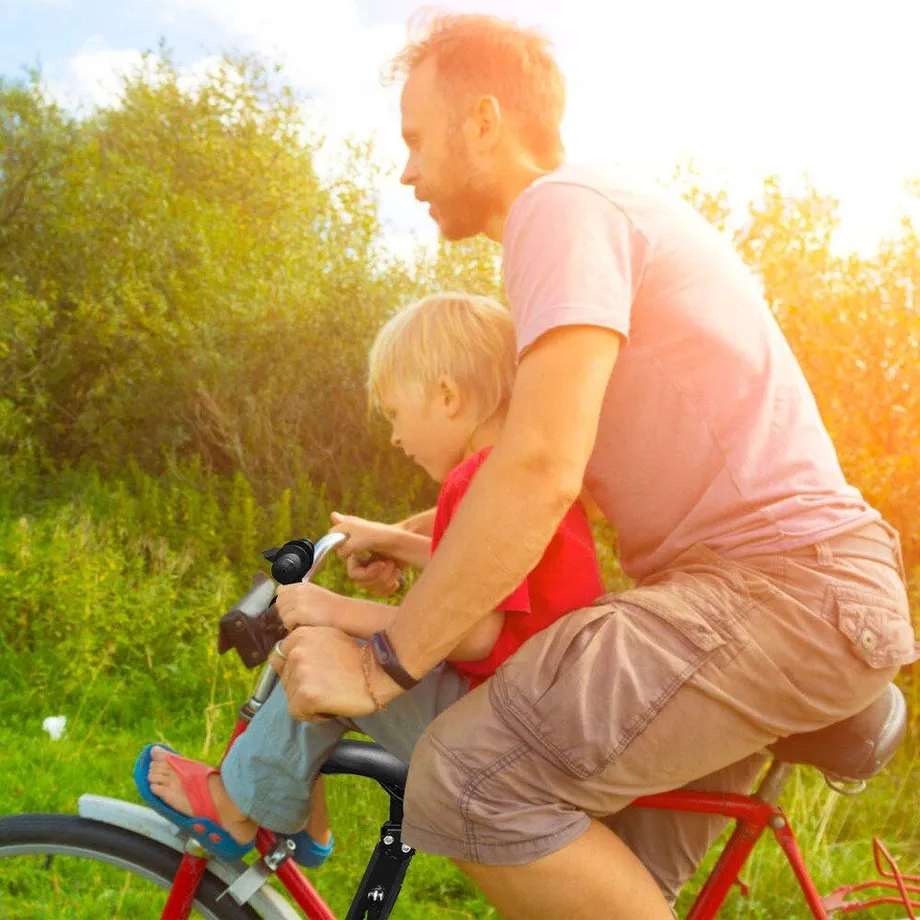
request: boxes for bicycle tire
[0,813,263,920]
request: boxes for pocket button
[860,629,878,651]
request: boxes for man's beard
[434,140,502,241]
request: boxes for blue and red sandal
[287,830,335,868]
[133,743,255,861]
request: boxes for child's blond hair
[367,293,516,425]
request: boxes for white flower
[42,715,67,741]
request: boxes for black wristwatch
[368,630,420,690]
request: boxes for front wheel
[0,813,263,920]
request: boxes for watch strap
[368,630,420,690]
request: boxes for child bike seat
[322,739,408,791]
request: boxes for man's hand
[269,626,401,720]
[274,582,350,631]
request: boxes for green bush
[0,456,428,721]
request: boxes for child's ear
[437,376,462,417]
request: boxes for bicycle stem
[239,531,350,721]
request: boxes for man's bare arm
[382,325,620,688]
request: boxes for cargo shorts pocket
[826,586,919,669]
[492,588,737,779]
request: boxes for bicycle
[1,532,917,919]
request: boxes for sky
[2,0,919,259]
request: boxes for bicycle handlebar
[217,532,349,668]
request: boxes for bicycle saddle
[321,739,408,789]
[768,683,907,782]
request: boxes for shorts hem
[401,814,591,865]
[222,761,310,835]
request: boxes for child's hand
[343,554,405,596]
[275,582,348,631]
[329,511,394,558]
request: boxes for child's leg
[286,662,470,846]
[295,663,470,848]
[220,683,347,835]
[304,775,332,846]
[147,662,469,843]
[350,661,470,762]
[148,682,347,840]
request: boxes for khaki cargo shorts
[402,521,918,865]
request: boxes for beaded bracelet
[361,643,388,713]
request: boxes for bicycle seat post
[754,759,795,805]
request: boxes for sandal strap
[164,752,221,826]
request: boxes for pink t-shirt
[503,164,879,581]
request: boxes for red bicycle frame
[157,728,919,920]
[633,777,918,919]
[155,557,919,920]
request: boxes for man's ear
[437,376,463,417]
[465,95,502,151]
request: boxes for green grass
[0,708,497,920]
[1,692,917,919]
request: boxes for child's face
[381,382,471,483]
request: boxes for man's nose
[399,159,416,186]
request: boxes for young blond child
[135,293,604,865]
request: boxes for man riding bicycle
[269,12,918,920]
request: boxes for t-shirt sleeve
[502,180,650,356]
[431,462,531,615]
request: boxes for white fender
[78,794,303,920]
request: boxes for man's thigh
[400,593,768,864]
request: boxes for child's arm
[395,507,437,537]
[329,596,399,639]
[365,526,431,569]
[445,610,505,660]
[330,514,432,568]
[275,582,506,656]
[336,597,505,658]
[276,583,397,638]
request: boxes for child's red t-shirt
[431,448,604,689]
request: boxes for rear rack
[821,837,919,917]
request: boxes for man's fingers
[268,640,287,674]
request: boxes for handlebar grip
[262,539,315,585]
[271,551,308,584]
